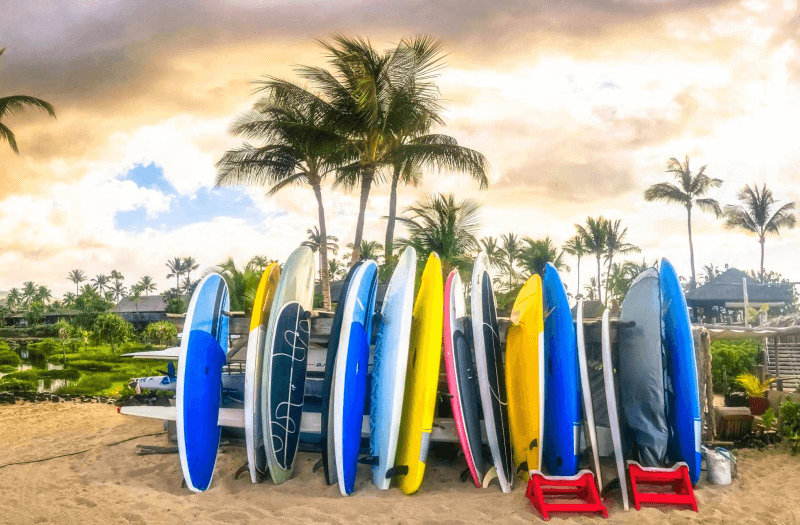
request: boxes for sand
[1,402,799,525]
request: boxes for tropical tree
[724,183,796,276]
[6,288,20,312]
[644,156,722,289]
[702,263,721,284]
[67,269,86,295]
[36,285,52,306]
[584,278,598,301]
[22,281,37,309]
[110,282,127,303]
[518,237,569,279]
[396,193,481,275]
[480,237,507,274]
[62,292,76,308]
[575,216,608,302]
[563,235,587,298]
[0,48,56,154]
[91,274,109,293]
[302,226,339,289]
[165,257,185,292]
[603,219,640,303]
[181,276,199,296]
[606,260,650,304]
[500,232,522,289]
[345,240,384,263]
[137,276,157,294]
[328,258,346,281]
[182,257,200,284]
[214,257,261,312]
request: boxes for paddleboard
[444,269,486,488]
[394,252,444,495]
[660,258,701,484]
[334,260,379,496]
[577,298,603,489]
[471,253,513,493]
[601,309,630,509]
[176,273,230,492]
[542,263,580,476]
[319,262,363,485]
[244,263,280,483]
[261,246,315,484]
[505,273,545,479]
[619,267,668,467]
[370,247,416,490]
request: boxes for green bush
[40,369,80,380]
[3,369,40,381]
[0,378,37,392]
[68,360,114,372]
[141,321,178,346]
[710,340,760,393]
[56,373,112,395]
[0,364,16,374]
[26,338,61,361]
[0,342,21,367]
[91,313,136,352]
[0,325,58,338]
[781,396,800,453]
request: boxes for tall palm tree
[644,155,722,289]
[302,226,339,287]
[62,292,76,308]
[22,281,37,309]
[181,276,199,296]
[603,219,640,303]
[0,48,56,154]
[216,86,345,310]
[165,257,185,292]
[182,257,200,284]
[724,183,796,276]
[480,237,507,274]
[328,258,346,281]
[702,263,720,284]
[110,282,127,303]
[67,269,86,295]
[500,232,522,289]
[563,235,587,298]
[91,274,110,294]
[345,240,384,263]
[584,277,598,301]
[518,237,569,279]
[214,257,261,312]
[396,193,481,276]
[137,276,157,294]
[6,288,20,312]
[575,216,608,302]
[36,285,52,306]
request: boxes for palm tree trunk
[687,206,696,289]
[383,167,401,267]
[312,182,332,310]
[350,167,374,266]
[760,236,766,278]
[596,254,603,303]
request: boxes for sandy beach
[0,402,798,525]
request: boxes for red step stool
[525,470,608,521]
[627,461,698,512]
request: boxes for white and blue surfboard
[176,273,230,492]
[333,259,379,496]
[370,246,416,490]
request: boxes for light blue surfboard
[176,273,230,492]
[370,246,416,489]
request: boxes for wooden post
[743,278,749,327]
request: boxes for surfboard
[660,258,701,484]
[319,262,363,486]
[370,247,416,490]
[471,253,513,493]
[542,262,580,476]
[444,269,486,488]
[176,273,230,492]
[506,274,544,479]
[576,298,603,489]
[261,246,315,485]
[244,263,280,483]
[394,252,444,495]
[619,267,668,467]
[333,260,379,496]
[601,309,630,510]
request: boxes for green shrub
[710,340,760,393]
[67,360,114,372]
[0,377,37,392]
[57,373,112,395]
[0,364,16,374]
[781,396,800,453]
[26,338,61,361]
[40,369,80,381]
[0,342,21,367]
[91,313,136,352]
[0,325,58,338]
[3,369,40,381]
[141,321,178,346]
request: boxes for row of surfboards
[121,245,701,500]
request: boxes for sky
[1,0,799,298]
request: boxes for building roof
[685,268,793,305]
[3,308,80,319]
[112,295,175,313]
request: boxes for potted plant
[735,373,775,416]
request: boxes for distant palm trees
[183,257,200,284]
[518,237,569,279]
[724,183,796,276]
[136,276,157,294]
[67,269,86,295]
[345,240,384,263]
[91,274,110,294]
[214,257,263,312]
[0,48,56,154]
[573,217,639,304]
[562,235,587,298]
[644,156,722,289]
[166,257,185,292]
[6,288,20,312]
[603,219,640,303]
[575,217,609,302]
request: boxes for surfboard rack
[627,461,698,512]
[525,470,608,521]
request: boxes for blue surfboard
[660,258,702,484]
[176,273,229,492]
[333,260,378,495]
[542,263,580,476]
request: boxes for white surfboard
[601,310,629,510]
[577,299,602,490]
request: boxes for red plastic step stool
[627,461,698,512]
[525,470,608,521]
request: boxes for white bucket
[702,446,733,485]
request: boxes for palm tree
[575,216,608,302]
[396,193,481,275]
[563,235,587,298]
[67,269,86,295]
[584,277,598,301]
[182,257,200,284]
[328,258,346,281]
[165,257,185,292]
[6,288,20,312]
[518,237,569,279]
[0,48,56,154]
[500,232,522,289]
[61,292,75,308]
[22,281,37,309]
[137,276,157,294]
[181,276,199,296]
[345,240,384,263]
[644,156,722,289]
[603,219,640,303]
[36,285,52,306]
[91,274,109,293]
[302,226,339,288]
[480,237,507,274]
[702,263,720,284]
[214,257,261,312]
[110,282,127,303]
[724,183,796,276]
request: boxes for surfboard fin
[385,465,408,479]
[529,438,538,450]
[460,468,471,483]
[312,459,324,473]
[482,467,498,488]
[357,455,379,466]
[234,463,249,480]
[180,478,187,489]
[438,391,454,401]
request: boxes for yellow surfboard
[505,274,545,477]
[250,263,280,330]
[394,252,444,495]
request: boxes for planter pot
[749,396,770,416]
[725,393,749,407]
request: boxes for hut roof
[685,268,792,305]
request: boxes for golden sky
[1,0,799,296]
